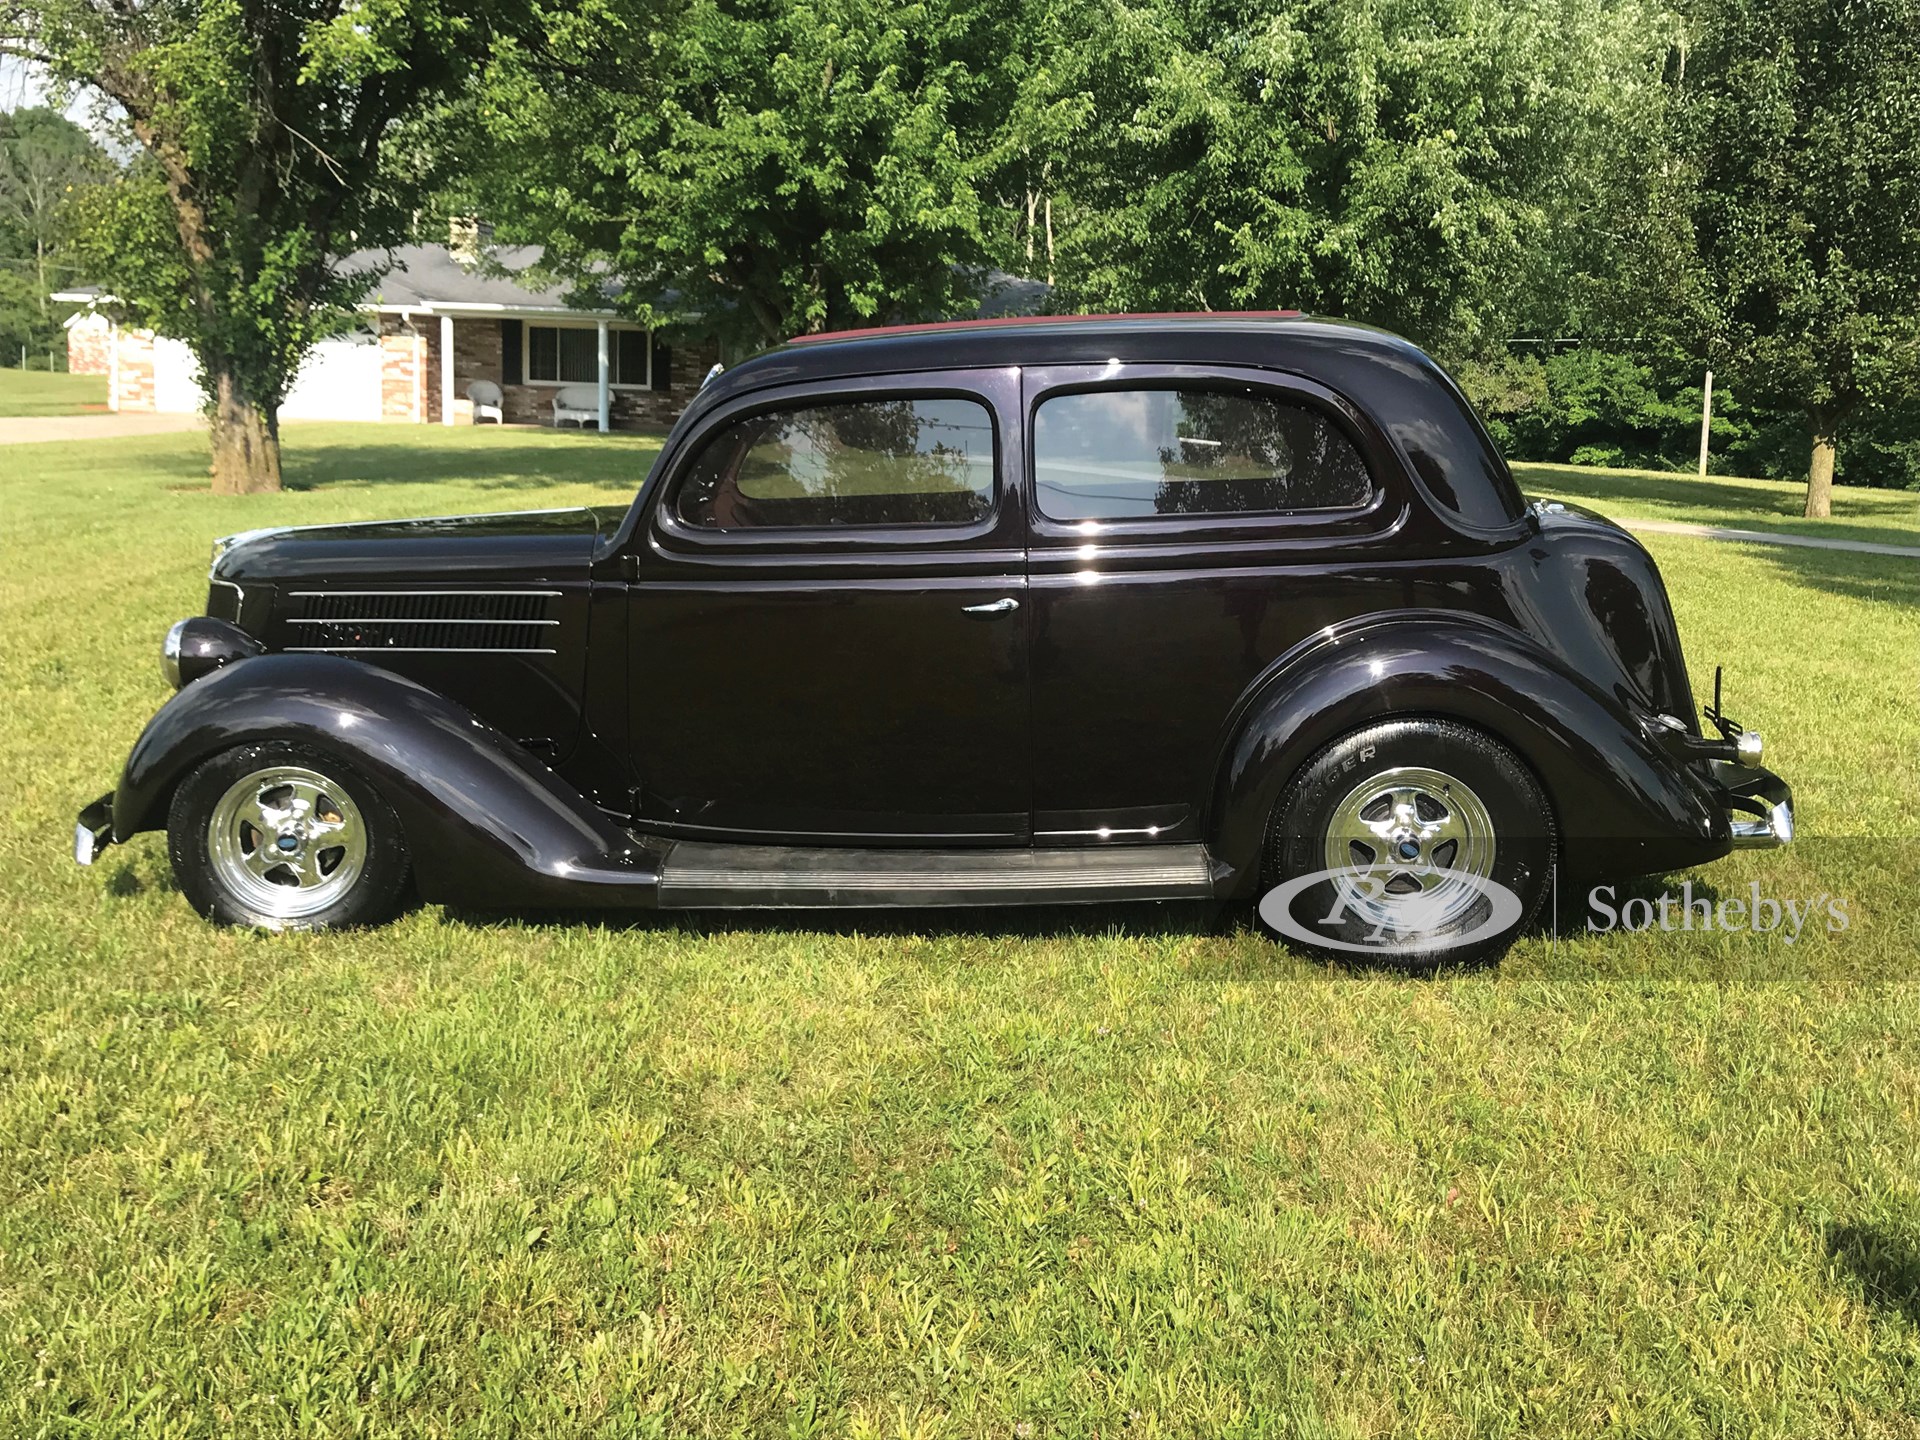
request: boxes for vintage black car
[74,313,1792,963]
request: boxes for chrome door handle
[961,596,1020,616]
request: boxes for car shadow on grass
[1827,1223,1920,1329]
[433,900,1526,980]
[441,896,1243,943]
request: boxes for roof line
[378,301,625,319]
[787,310,1304,345]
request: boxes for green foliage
[1669,0,1920,432]
[1458,346,1920,487]
[1459,349,1705,472]
[0,264,52,365]
[0,106,109,367]
[4,0,519,485]
[449,0,1914,500]
[1020,0,1673,353]
[467,0,1011,345]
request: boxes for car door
[1021,364,1405,844]
[624,370,1031,844]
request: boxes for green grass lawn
[4,425,1920,1436]
[0,367,111,417]
[1515,460,1920,549]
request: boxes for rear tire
[167,741,411,930]
[1260,719,1555,970]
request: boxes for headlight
[160,617,264,691]
[161,619,187,689]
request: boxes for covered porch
[385,308,696,431]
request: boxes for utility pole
[1697,369,1714,477]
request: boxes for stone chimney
[448,215,494,265]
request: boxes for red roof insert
[787,310,1304,345]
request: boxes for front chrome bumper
[74,793,114,866]
[1708,762,1794,850]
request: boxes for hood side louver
[285,590,561,655]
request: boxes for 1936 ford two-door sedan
[74,314,1792,964]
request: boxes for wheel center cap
[276,833,301,853]
[1396,840,1421,861]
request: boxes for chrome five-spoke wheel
[207,765,368,920]
[168,742,410,929]
[1264,719,1555,968]
[1321,765,1496,935]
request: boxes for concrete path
[0,413,203,445]
[1618,515,1920,561]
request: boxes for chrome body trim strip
[284,646,559,655]
[285,589,564,598]
[1040,825,1170,839]
[285,616,560,626]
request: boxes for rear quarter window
[1033,387,1371,522]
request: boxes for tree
[1669,0,1920,517]
[0,106,107,342]
[465,0,1010,347]
[1019,0,1673,358]
[2,0,513,492]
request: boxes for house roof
[339,243,620,317]
[54,246,1051,330]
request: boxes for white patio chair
[466,380,504,424]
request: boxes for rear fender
[114,654,657,909]
[1208,614,1728,894]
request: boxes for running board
[656,841,1218,908]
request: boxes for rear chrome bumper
[1708,762,1794,850]
[74,793,114,866]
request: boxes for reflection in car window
[1033,388,1372,521]
[675,397,995,530]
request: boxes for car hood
[210,506,621,587]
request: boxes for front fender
[114,654,657,909]
[1208,614,1729,893]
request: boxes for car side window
[1033,387,1372,521]
[674,396,995,530]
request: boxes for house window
[524,323,652,387]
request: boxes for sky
[1,53,106,127]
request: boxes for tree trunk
[208,368,282,494]
[1804,419,1836,519]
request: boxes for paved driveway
[1618,516,1920,560]
[0,413,203,445]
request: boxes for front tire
[1261,719,1555,969]
[167,742,411,930]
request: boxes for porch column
[439,313,455,426]
[596,319,611,433]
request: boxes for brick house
[54,241,722,431]
[62,301,114,375]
